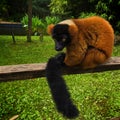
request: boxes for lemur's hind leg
[81,47,107,69]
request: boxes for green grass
[0,35,120,120]
[0,35,57,65]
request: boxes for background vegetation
[0,0,120,33]
[49,0,120,33]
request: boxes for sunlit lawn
[0,35,120,120]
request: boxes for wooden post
[11,32,16,44]
[27,0,32,42]
[39,33,43,42]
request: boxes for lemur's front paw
[55,53,66,65]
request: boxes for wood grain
[0,57,120,82]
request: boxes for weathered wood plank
[0,23,26,35]
[0,57,120,82]
[0,63,46,82]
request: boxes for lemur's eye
[62,34,67,42]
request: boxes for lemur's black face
[52,24,71,51]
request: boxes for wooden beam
[0,57,120,82]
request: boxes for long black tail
[46,57,79,118]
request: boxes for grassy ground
[0,35,57,65]
[0,35,120,120]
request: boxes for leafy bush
[79,12,97,18]
[79,12,112,20]
[21,14,44,35]
[21,15,61,35]
[45,16,60,25]
[43,16,61,33]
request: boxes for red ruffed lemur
[46,16,114,118]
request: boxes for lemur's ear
[47,24,55,35]
[68,24,78,37]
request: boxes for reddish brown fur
[47,16,114,69]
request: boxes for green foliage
[95,1,109,13]
[43,16,61,34]
[0,0,50,21]
[67,0,94,18]
[79,12,112,22]
[45,16,60,25]
[21,15,61,35]
[79,12,97,18]
[49,0,120,33]
[0,0,27,21]
[0,0,9,19]
[40,16,61,34]
[117,21,120,33]
[49,0,68,15]
[32,0,50,18]
[21,14,44,35]
[93,1,114,20]
[0,36,120,119]
[89,0,120,32]
[21,14,28,27]
[49,0,94,18]
[1,0,120,34]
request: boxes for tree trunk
[27,0,32,42]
